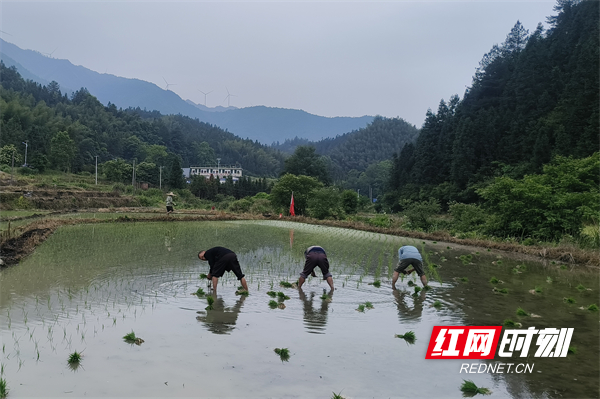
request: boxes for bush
[307,187,344,219]
[18,166,37,175]
[400,198,441,231]
[449,202,487,233]
[229,198,253,213]
[112,183,126,193]
[368,214,391,228]
[249,198,273,214]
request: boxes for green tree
[478,153,600,240]
[194,141,216,165]
[167,155,185,189]
[50,131,76,172]
[270,174,323,215]
[341,189,358,214]
[282,146,330,184]
[136,162,158,185]
[102,158,132,183]
[0,144,22,165]
[308,187,345,219]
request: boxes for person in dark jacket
[298,246,334,290]
[198,247,249,293]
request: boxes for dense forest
[0,64,286,184]
[386,0,598,208]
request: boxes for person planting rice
[298,246,334,290]
[392,245,428,290]
[165,192,176,214]
[198,247,249,293]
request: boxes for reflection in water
[196,294,246,335]
[393,288,426,321]
[299,288,333,334]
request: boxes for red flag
[289,192,295,216]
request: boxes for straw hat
[166,192,176,196]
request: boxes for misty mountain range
[0,39,374,145]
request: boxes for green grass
[460,380,491,395]
[588,304,599,311]
[516,307,529,316]
[67,350,82,365]
[268,300,278,309]
[267,291,277,297]
[395,331,416,344]
[274,348,290,362]
[195,287,205,297]
[279,281,293,288]
[0,377,7,399]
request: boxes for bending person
[392,245,428,290]
[298,246,334,290]
[198,247,249,293]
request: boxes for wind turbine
[223,87,237,107]
[198,89,213,106]
[43,47,58,58]
[163,77,176,91]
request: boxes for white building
[189,166,243,183]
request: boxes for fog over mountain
[0,39,374,145]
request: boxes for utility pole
[22,141,28,166]
[369,186,372,203]
[132,160,136,190]
[159,166,163,189]
[10,148,15,185]
[357,189,360,199]
[95,156,98,185]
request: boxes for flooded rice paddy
[0,220,598,398]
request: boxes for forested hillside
[386,0,599,207]
[0,62,286,183]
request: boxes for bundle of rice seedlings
[268,300,278,309]
[205,296,215,310]
[489,277,499,284]
[267,291,277,297]
[503,319,521,327]
[0,377,8,399]
[279,281,293,288]
[356,304,365,312]
[516,307,529,316]
[194,287,205,297]
[588,304,599,311]
[563,297,576,304]
[395,331,416,344]
[331,391,346,399]
[364,302,374,309]
[432,300,442,309]
[274,348,290,362]
[277,292,290,301]
[460,380,491,395]
[68,350,82,366]
[123,330,144,345]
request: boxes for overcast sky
[2,0,555,127]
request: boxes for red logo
[426,326,502,359]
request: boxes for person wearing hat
[166,192,176,214]
[198,247,249,293]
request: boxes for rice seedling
[489,277,499,284]
[568,346,577,355]
[235,287,249,296]
[492,287,509,294]
[516,307,529,316]
[587,304,599,311]
[356,304,365,312]
[414,286,422,294]
[67,350,82,365]
[279,281,293,288]
[0,377,7,398]
[460,277,469,283]
[395,331,416,344]
[276,292,290,301]
[199,273,208,279]
[563,297,576,304]
[432,300,442,309]
[267,291,277,297]
[546,277,553,283]
[407,281,416,287]
[205,296,215,310]
[331,391,346,399]
[576,284,586,291]
[369,280,381,288]
[268,300,278,309]
[364,302,374,309]
[503,319,521,327]
[274,348,290,362]
[194,287,205,297]
[460,380,491,395]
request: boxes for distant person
[198,247,249,293]
[392,245,428,289]
[298,246,334,290]
[166,192,176,214]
